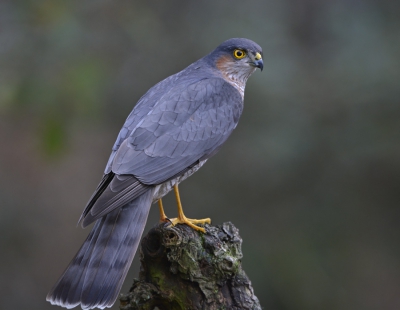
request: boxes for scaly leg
[168,184,211,233]
[158,199,169,223]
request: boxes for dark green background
[1,1,399,309]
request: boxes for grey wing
[111,77,243,185]
[80,77,242,226]
[79,173,151,227]
[80,74,186,227]
[104,73,185,174]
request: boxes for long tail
[46,189,153,309]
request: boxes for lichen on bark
[120,222,261,310]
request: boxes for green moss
[120,222,261,310]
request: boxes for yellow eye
[233,49,246,59]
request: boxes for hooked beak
[252,52,263,71]
[254,59,263,71]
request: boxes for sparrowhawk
[47,38,263,309]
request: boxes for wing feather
[79,174,150,227]
[111,78,243,185]
[83,75,243,224]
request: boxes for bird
[46,38,263,309]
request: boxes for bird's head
[207,38,263,86]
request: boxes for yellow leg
[158,199,169,223]
[168,184,211,233]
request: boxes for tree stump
[119,222,261,310]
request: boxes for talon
[167,216,208,233]
[169,184,210,233]
[186,217,211,225]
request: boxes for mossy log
[119,222,261,310]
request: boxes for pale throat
[216,57,256,98]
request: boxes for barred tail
[46,189,153,309]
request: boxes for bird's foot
[168,215,211,233]
[158,199,171,223]
[159,215,171,223]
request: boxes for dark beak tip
[256,60,264,71]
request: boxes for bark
[119,222,261,310]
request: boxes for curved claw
[168,216,210,233]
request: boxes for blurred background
[1,0,399,309]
